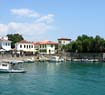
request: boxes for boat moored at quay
[0,60,26,73]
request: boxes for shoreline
[0,54,104,63]
[0,54,35,61]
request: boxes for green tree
[93,35,105,52]
[60,41,75,52]
[7,34,24,48]
[76,40,82,52]
[76,34,91,52]
[63,34,105,53]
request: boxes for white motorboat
[0,60,26,73]
[49,56,64,62]
[24,58,35,63]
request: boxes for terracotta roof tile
[58,38,71,40]
[0,38,11,42]
[34,42,40,45]
[19,40,33,44]
[39,40,58,45]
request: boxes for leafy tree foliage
[63,34,105,53]
[7,34,24,48]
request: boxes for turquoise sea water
[0,62,105,95]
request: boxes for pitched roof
[34,42,40,45]
[0,38,11,42]
[17,40,58,45]
[39,40,58,45]
[18,40,33,44]
[58,38,71,41]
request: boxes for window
[5,43,7,46]
[59,40,61,44]
[40,45,41,48]
[8,43,10,46]
[51,44,53,47]
[45,45,46,48]
[27,45,28,48]
[24,45,26,48]
[20,45,22,48]
[29,45,30,48]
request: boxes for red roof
[18,40,58,45]
[39,40,58,45]
[58,38,71,40]
[19,40,33,44]
[34,42,40,45]
[0,38,11,42]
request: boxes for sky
[0,0,105,41]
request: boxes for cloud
[0,8,55,41]
[36,14,55,24]
[10,8,55,24]
[0,22,53,41]
[0,24,8,34]
[11,8,40,18]
[8,22,52,34]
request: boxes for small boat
[49,56,64,62]
[24,59,35,63]
[0,60,26,73]
[24,57,35,63]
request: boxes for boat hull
[0,69,26,73]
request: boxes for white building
[0,37,11,51]
[58,38,71,45]
[39,40,58,54]
[15,40,58,55]
[57,38,71,54]
[33,42,40,53]
[15,40,34,54]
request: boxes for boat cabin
[0,61,26,73]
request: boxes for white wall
[0,41,11,51]
[59,40,70,45]
[40,44,56,54]
[46,45,55,54]
[15,43,34,52]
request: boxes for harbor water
[0,62,105,95]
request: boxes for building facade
[39,40,58,54]
[34,42,40,53]
[15,40,58,55]
[58,38,71,54]
[15,40,35,54]
[0,37,11,51]
[58,38,71,46]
